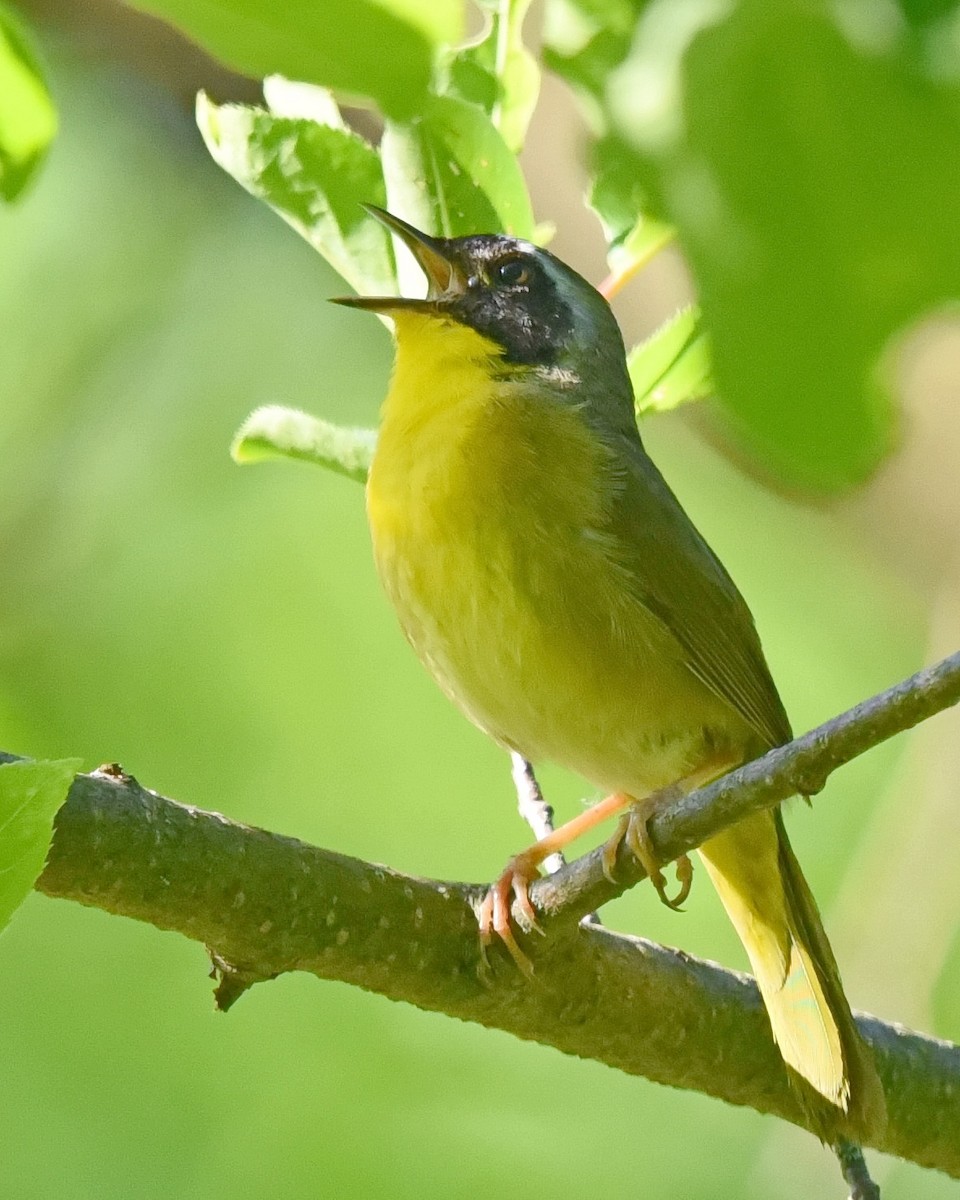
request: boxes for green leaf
[628,306,712,416]
[232,406,376,483]
[586,134,671,278]
[542,0,638,114]
[601,2,960,488]
[127,0,461,120]
[547,1,960,487]
[0,2,57,202]
[893,0,957,32]
[548,6,669,278]
[445,0,540,154]
[0,758,80,934]
[380,93,535,291]
[606,210,674,281]
[197,91,396,296]
[587,135,651,244]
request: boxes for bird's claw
[601,801,693,911]
[477,856,543,977]
[669,853,693,910]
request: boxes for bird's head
[334,208,631,397]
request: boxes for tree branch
[22,649,960,1177]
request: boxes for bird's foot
[477,852,545,977]
[600,793,692,911]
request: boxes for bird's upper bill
[332,207,466,313]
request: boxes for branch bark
[22,648,960,1177]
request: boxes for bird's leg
[509,753,564,874]
[481,758,737,971]
[600,788,692,911]
[479,791,635,974]
[599,755,740,911]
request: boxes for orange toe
[477,857,543,976]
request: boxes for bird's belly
[367,367,748,796]
[373,514,740,797]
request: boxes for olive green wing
[606,432,792,750]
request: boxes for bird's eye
[491,258,529,287]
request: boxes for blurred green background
[2,8,959,1199]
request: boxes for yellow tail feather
[698,809,885,1140]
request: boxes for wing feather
[602,430,791,750]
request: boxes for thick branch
[23,648,960,1176]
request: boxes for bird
[335,206,885,1143]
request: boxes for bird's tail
[698,808,886,1142]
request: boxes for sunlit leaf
[0,758,80,934]
[261,75,346,126]
[381,93,535,246]
[628,306,712,416]
[197,92,395,296]
[128,0,461,120]
[0,2,57,202]
[232,405,376,483]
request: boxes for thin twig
[510,752,563,872]
[836,1140,881,1200]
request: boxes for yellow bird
[337,207,885,1143]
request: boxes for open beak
[332,206,466,313]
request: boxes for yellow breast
[366,311,728,792]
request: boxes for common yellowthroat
[337,207,884,1142]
